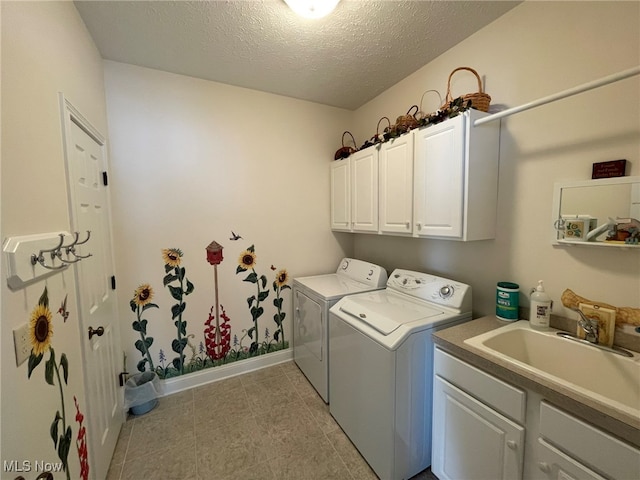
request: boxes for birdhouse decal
[206,240,224,265]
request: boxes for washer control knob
[341,259,350,270]
[439,285,454,299]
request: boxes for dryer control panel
[336,258,388,287]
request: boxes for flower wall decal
[272,268,291,349]
[130,283,159,372]
[26,287,74,480]
[127,239,291,379]
[162,248,194,376]
[236,245,270,355]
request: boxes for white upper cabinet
[350,146,379,232]
[414,109,500,241]
[330,158,350,231]
[379,133,414,235]
[330,109,500,240]
[330,146,379,233]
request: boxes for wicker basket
[334,131,357,160]
[393,105,419,134]
[374,116,392,143]
[442,67,491,112]
[416,89,443,121]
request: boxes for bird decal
[270,264,277,271]
[230,231,242,241]
[58,294,70,322]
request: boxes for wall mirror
[551,176,640,247]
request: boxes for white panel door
[432,376,524,480]
[330,158,351,231]
[62,98,122,480]
[414,116,465,238]
[350,147,379,232]
[379,133,414,234]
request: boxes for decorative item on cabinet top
[334,131,358,160]
[392,105,420,135]
[442,66,491,113]
[360,116,393,150]
[3,231,92,290]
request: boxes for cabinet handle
[537,462,551,473]
[506,440,518,450]
[416,222,423,230]
[405,222,410,229]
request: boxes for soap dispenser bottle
[530,280,551,329]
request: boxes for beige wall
[352,1,640,319]
[1,1,110,477]
[103,61,352,379]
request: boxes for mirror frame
[551,175,640,247]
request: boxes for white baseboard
[159,348,294,396]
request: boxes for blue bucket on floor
[130,397,158,416]
[125,371,160,416]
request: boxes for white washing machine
[293,258,387,403]
[329,269,472,480]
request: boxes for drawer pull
[538,462,551,473]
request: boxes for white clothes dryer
[329,269,472,480]
[293,258,387,403]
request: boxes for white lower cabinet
[432,376,525,480]
[433,348,525,480]
[433,347,640,480]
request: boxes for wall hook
[30,234,68,270]
[67,230,92,259]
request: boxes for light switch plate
[13,322,31,366]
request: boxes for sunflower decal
[26,287,73,480]
[133,284,154,307]
[130,283,159,372]
[235,244,269,353]
[274,269,289,288]
[29,301,53,357]
[238,249,257,270]
[272,268,291,348]
[162,248,183,268]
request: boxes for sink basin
[464,321,640,419]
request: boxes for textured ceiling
[74,0,520,110]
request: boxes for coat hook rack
[4,231,93,290]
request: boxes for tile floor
[107,361,438,480]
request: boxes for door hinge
[111,275,116,290]
[102,171,108,186]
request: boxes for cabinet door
[350,147,379,232]
[379,133,414,234]
[413,115,465,238]
[330,158,351,231]
[432,375,524,480]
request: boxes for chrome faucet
[574,309,599,344]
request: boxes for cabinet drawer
[540,401,640,480]
[434,347,525,423]
[537,438,606,480]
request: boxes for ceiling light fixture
[284,0,340,19]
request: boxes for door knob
[88,326,105,339]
